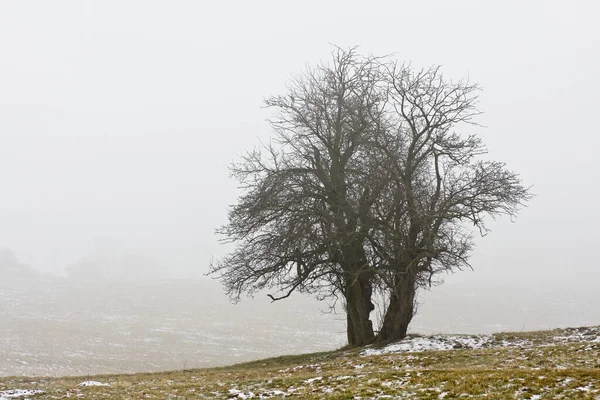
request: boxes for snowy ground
[0,279,345,377]
[1,326,599,399]
[0,389,44,400]
[219,327,600,399]
[2,277,600,378]
[363,326,600,356]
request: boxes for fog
[1,0,599,376]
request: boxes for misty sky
[0,1,598,280]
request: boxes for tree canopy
[210,47,532,346]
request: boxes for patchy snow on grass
[0,389,44,399]
[304,376,323,384]
[78,380,110,387]
[228,387,289,399]
[227,388,255,399]
[553,326,600,343]
[363,334,491,355]
[363,326,600,356]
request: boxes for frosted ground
[1,277,599,377]
[0,279,346,376]
[2,327,599,399]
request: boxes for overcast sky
[0,1,598,281]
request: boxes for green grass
[1,327,599,399]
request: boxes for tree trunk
[345,270,375,346]
[376,273,417,343]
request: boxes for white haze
[1,0,598,282]
[0,0,599,375]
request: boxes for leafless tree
[210,48,387,346]
[210,47,532,346]
[369,64,532,341]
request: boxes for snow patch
[577,385,592,392]
[362,327,600,356]
[552,326,600,344]
[227,388,256,399]
[0,390,44,399]
[562,377,574,386]
[229,388,286,399]
[363,334,490,355]
[79,381,110,387]
[304,376,323,384]
[335,375,352,380]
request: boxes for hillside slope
[1,326,599,399]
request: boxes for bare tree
[369,64,532,342]
[210,48,387,346]
[211,48,532,346]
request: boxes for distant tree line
[66,242,162,281]
[0,248,37,278]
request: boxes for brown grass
[1,327,599,399]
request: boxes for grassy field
[1,326,599,399]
